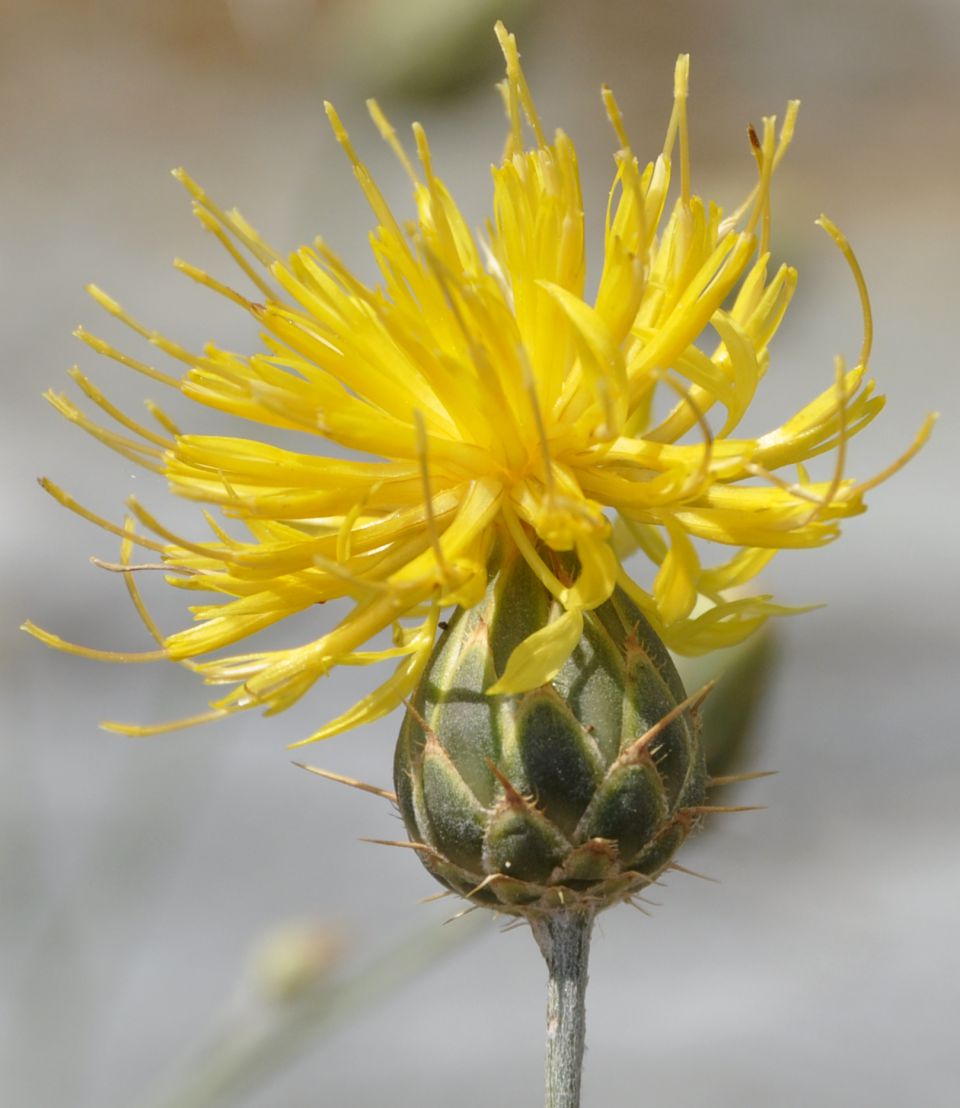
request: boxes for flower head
[28,24,932,745]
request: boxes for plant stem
[530,909,594,1108]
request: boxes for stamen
[44,390,166,472]
[202,509,241,548]
[309,554,391,598]
[324,101,413,249]
[520,349,556,498]
[659,371,714,493]
[493,78,513,156]
[816,214,873,367]
[412,123,435,181]
[417,240,524,466]
[601,85,631,151]
[718,102,800,238]
[801,356,848,525]
[773,100,801,170]
[101,706,233,737]
[228,209,279,266]
[65,367,172,448]
[91,558,193,575]
[38,478,167,553]
[172,169,281,267]
[663,55,691,206]
[174,258,258,312]
[74,327,180,389]
[618,150,647,262]
[494,21,546,148]
[495,72,522,156]
[21,621,167,662]
[745,117,776,255]
[474,228,513,316]
[126,497,246,565]
[414,409,450,582]
[337,501,367,566]
[86,285,203,369]
[324,101,360,163]
[338,639,430,665]
[117,522,168,652]
[145,400,182,437]
[675,55,691,206]
[190,205,277,301]
[744,462,838,506]
[853,412,938,496]
[367,99,420,186]
[501,503,566,603]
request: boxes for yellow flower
[27,24,932,745]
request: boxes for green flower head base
[394,545,725,916]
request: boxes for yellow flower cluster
[28,24,931,745]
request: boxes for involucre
[395,544,708,917]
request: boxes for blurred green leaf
[340,0,536,100]
[676,631,779,778]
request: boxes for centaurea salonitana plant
[28,22,931,1108]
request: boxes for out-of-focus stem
[138,912,486,1108]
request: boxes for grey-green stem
[530,909,594,1108]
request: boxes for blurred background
[2,1,957,1105]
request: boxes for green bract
[394,545,708,916]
